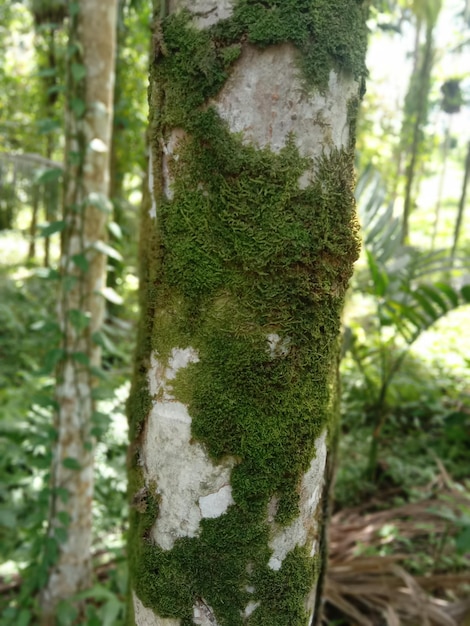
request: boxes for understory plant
[343,165,470,481]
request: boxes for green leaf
[36,167,63,185]
[91,387,111,400]
[68,309,91,331]
[93,240,123,261]
[37,118,61,134]
[366,250,388,297]
[37,67,57,78]
[108,221,122,239]
[71,253,89,273]
[411,290,439,321]
[71,63,87,82]
[69,2,80,17]
[0,508,17,528]
[101,287,123,305]
[101,598,123,626]
[91,410,109,425]
[35,267,61,280]
[460,285,470,302]
[417,284,449,314]
[456,526,470,554]
[43,348,66,373]
[90,366,107,380]
[72,351,90,366]
[17,609,31,626]
[56,600,78,626]
[57,511,71,526]
[435,282,459,307]
[87,192,113,213]
[63,275,78,292]
[45,536,59,565]
[71,97,86,118]
[92,330,117,353]
[47,84,65,97]
[62,457,82,471]
[32,392,56,409]
[68,151,82,166]
[55,487,70,503]
[39,220,66,237]
[54,526,68,543]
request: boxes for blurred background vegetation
[0,0,469,624]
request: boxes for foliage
[0,254,131,624]
[0,0,469,623]
[341,165,470,480]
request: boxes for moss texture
[127,1,367,624]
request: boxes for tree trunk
[40,0,117,621]
[127,2,367,625]
[451,141,470,264]
[431,116,451,249]
[401,21,434,244]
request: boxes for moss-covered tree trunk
[128,2,367,625]
[40,0,117,622]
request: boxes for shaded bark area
[40,0,117,621]
[127,2,367,625]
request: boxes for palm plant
[347,164,470,479]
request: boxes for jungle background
[0,0,469,624]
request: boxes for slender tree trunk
[29,183,39,260]
[451,141,470,264]
[391,16,421,205]
[107,0,127,317]
[402,22,434,244]
[40,0,117,622]
[431,116,451,249]
[127,2,367,625]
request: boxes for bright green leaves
[38,219,66,237]
[71,253,89,273]
[62,457,82,471]
[42,348,66,374]
[70,97,86,118]
[71,62,86,83]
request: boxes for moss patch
[127,1,366,624]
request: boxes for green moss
[127,1,366,624]
[215,0,368,90]
[250,548,319,625]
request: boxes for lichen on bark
[127,1,367,625]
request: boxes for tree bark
[40,0,117,621]
[128,2,367,625]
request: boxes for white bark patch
[170,0,234,28]
[267,431,327,571]
[267,333,291,358]
[148,347,200,399]
[199,485,234,518]
[162,128,187,200]
[89,137,108,153]
[133,591,180,626]
[243,601,260,619]
[143,350,236,550]
[212,45,358,187]
[148,151,157,219]
[193,599,219,625]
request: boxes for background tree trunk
[40,0,117,622]
[128,2,367,625]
